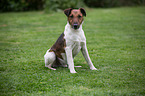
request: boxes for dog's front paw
[70,70,77,73]
[90,67,97,70]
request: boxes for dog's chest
[64,31,86,57]
[62,23,86,58]
[72,41,81,57]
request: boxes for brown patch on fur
[50,33,66,59]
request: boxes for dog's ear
[64,8,72,17]
[79,8,86,17]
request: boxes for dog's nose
[73,24,79,29]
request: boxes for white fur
[64,22,97,73]
[44,50,56,70]
[44,22,97,73]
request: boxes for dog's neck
[64,21,86,42]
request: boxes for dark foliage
[0,0,45,12]
[0,0,144,12]
[45,0,85,13]
[84,0,145,8]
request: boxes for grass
[0,6,145,96]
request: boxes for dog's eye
[70,15,73,18]
[78,15,82,18]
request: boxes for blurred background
[0,0,145,12]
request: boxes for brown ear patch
[79,8,86,17]
[64,8,72,17]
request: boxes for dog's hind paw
[46,66,56,70]
[49,67,56,70]
[75,66,82,67]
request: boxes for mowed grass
[0,7,145,96]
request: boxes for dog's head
[64,8,86,30]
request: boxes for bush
[84,0,145,8]
[45,0,85,13]
[1,0,145,12]
[0,0,45,12]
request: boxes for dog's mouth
[72,24,79,30]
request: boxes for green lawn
[0,7,145,96]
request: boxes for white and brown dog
[44,8,97,73]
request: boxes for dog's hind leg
[44,50,56,70]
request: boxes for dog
[44,8,97,73]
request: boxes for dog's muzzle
[73,24,79,30]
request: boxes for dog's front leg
[81,42,97,70]
[65,47,77,73]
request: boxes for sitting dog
[44,8,97,73]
